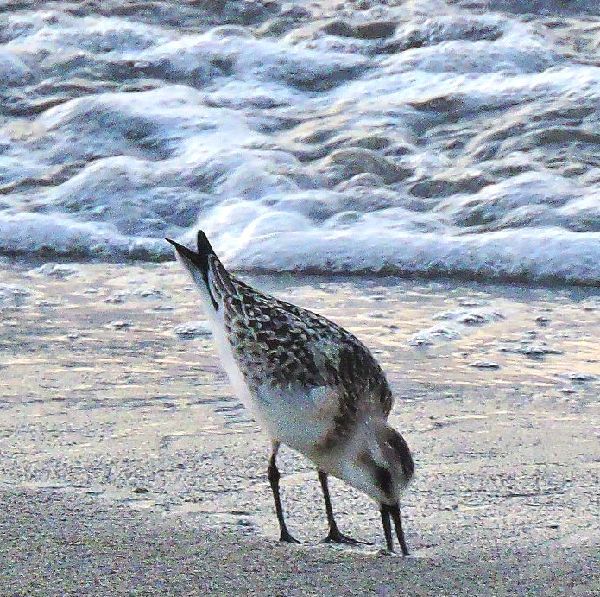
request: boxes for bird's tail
[166,231,235,313]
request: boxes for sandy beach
[1,0,600,593]
[0,259,598,595]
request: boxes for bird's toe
[322,531,364,545]
[279,532,301,544]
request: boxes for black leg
[380,504,395,553]
[268,442,299,544]
[389,503,409,556]
[318,471,359,544]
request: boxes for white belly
[208,316,256,412]
[252,383,338,454]
[200,298,336,455]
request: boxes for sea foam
[0,1,598,284]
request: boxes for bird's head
[337,418,414,506]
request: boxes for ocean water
[0,0,599,284]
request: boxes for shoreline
[2,254,600,289]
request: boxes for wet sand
[0,260,598,595]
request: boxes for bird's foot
[279,531,301,544]
[377,547,410,557]
[322,529,364,545]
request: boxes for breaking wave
[1,0,599,284]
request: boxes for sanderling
[166,231,414,554]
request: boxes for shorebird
[166,231,414,554]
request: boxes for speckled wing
[306,322,395,447]
[172,231,395,442]
[222,277,395,431]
